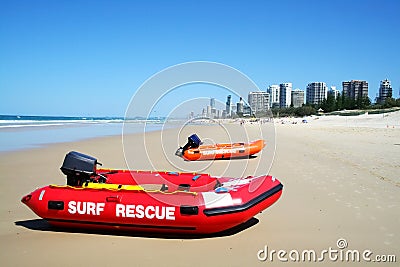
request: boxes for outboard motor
[61,151,102,186]
[175,134,202,157]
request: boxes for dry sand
[1,112,399,266]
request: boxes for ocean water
[0,115,166,152]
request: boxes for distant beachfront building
[291,89,305,107]
[248,91,270,115]
[211,107,216,118]
[189,111,195,119]
[217,109,222,118]
[231,103,237,115]
[226,95,232,117]
[206,105,212,118]
[236,97,244,114]
[328,86,340,99]
[306,82,328,105]
[210,98,216,109]
[267,85,280,108]
[377,79,392,104]
[243,105,252,116]
[342,80,368,100]
[222,110,227,119]
[202,108,206,117]
[279,83,292,108]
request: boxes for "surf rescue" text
[67,201,176,220]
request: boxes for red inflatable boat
[21,151,283,235]
[176,134,265,161]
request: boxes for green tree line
[268,93,400,117]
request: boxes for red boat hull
[22,170,282,235]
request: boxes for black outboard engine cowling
[186,134,201,149]
[176,134,202,157]
[61,151,101,186]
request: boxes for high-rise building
[328,86,340,99]
[291,89,305,107]
[217,109,222,119]
[231,103,236,114]
[243,105,251,116]
[210,98,215,108]
[211,108,216,118]
[267,85,280,108]
[342,80,368,100]
[226,95,232,117]
[206,105,212,118]
[377,79,392,104]
[248,91,270,115]
[306,82,328,105]
[222,110,227,119]
[279,83,292,108]
[236,97,244,114]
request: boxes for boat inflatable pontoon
[22,151,282,235]
[175,134,265,161]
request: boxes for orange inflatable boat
[175,134,265,161]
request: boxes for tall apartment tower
[328,86,340,99]
[236,97,244,114]
[225,95,232,117]
[279,83,292,108]
[206,105,212,118]
[248,91,270,115]
[342,80,369,100]
[306,82,328,105]
[377,79,392,104]
[267,85,280,108]
[210,98,216,109]
[291,89,305,107]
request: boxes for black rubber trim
[203,183,283,217]
[45,218,196,231]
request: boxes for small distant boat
[21,151,282,235]
[175,134,265,161]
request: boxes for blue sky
[1,0,399,117]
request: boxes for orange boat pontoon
[175,134,265,161]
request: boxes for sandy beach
[1,112,399,266]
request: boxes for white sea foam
[0,120,166,152]
[0,119,127,129]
